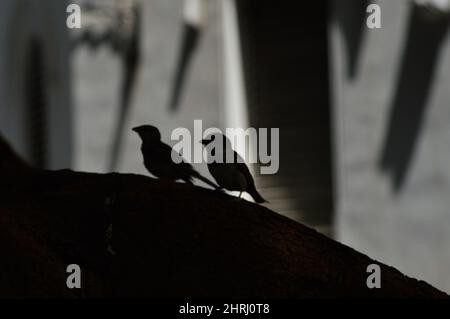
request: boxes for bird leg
[231,191,245,202]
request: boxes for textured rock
[0,135,447,298]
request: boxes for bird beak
[132,127,139,133]
[200,139,209,146]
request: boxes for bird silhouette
[133,125,218,188]
[201,133,267,203]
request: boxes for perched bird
[133,125,218,188]
[201,134,267,203]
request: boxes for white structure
[0,0,72,168]
[330,0,450,293]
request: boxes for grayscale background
[1,0,450,294]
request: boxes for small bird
[133,125,218,188]
[201,133,267,203]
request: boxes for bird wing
[154,142,192,167]
[234,151,256,187]
[158,142,197,182]
[234,152,267,203]
[151,142,175,162]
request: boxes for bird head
[201,133,231,147]
[200,134,215,146]
[132,125,161,144]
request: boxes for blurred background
[0,0,450,293]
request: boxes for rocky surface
[0,136,447,298]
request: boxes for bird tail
[192,171,219,189]
[248,183,267,204]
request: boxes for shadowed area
[236,0,334,233]
[333,0,369,79]
[0,135,447,298]
[379,4,450,192]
